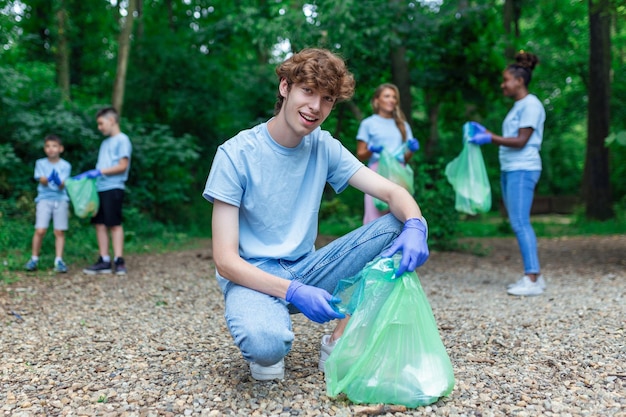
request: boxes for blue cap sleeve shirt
[499,94,546,172]
[203,121,363,265]
[96,132,132,191]
[356,114,413,164]
[34,158,72,202]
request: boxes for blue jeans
[216,213,403,366]
[501,170,541,275]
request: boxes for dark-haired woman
[356,83,419,224]
[469,52,546,296]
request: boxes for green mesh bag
[65,178,99,218]
[444,122,492,215]
[326,257,455,408]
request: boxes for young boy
[25,134,72,273]
[203,48,429,381]
[74,107,132,275]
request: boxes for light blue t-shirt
[96,133,132,192]
[34,158,72,202]
[356,114,413,164]
[499,94,546,172]
[203,121,363,264]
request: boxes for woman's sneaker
[507,275,545,296]
[507,275,546,290]
[249,359,284,381]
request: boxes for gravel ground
[1,235,624,417]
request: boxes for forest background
[1,0,625,273]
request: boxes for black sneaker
[83,257,112,275]
[114,257,127,275]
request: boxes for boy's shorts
[35,200,69,230]
[91,189,125,227]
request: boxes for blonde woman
[356,83,419,224]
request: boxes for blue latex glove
[407,138,420,152]
[47,169,61,186]
[285,281,346,324]
[470,121,487,134]
[468,132,492,145]
[368,144,384,153]
[381,217,429,277]
[74,169,102,180]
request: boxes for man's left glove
[73,169,102,180]
[381,217,429,277]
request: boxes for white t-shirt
[203,121,363,264]
[499,94,546,172]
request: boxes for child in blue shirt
[25,134,72,273]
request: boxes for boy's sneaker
[24,259,38,271]
[507,275,545,296]
[507,274,546,290]
[54,259,68,273]
[249,359,284,381]
[83,257,112,275]
[114,257,127,275]
[318,334,339,372]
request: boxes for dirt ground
[1,235,624,416]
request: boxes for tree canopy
[1,0,625,226]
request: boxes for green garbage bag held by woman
[445,122,492,215]
[326,256,455,408]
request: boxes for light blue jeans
[501,170,541,275]
[216,213,403,366]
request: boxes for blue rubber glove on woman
[74,169,102,180]
[381,217,429,277]
[468,121,492,145]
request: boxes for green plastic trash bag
[444,122,491,215]
[65,178,99,218]
[326,257,455,408]
[373,148,415,211]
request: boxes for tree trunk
[503,0,521,60]
[423,89,440,158]
[112,0,138,116]
[55,0,71,101]
[390,45,412,128]
[583,0,613,220]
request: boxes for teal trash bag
[444,122,492,215]
[373,148,415,211]
[64,178,99,218]
[326,257,455,408]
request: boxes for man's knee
[239,327,293,365]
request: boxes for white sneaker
[507,275,545,296]
[249,359,284,381]
[318,335,339,372]
[507,275,546,290]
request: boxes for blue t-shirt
[96,133,132,191]
[203,121,363,264]
[356,114,413,164]
[34,158,72,202]
[499,94,546,172]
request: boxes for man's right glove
[285,281,345,324]
[381,217,429,277]
[368,144,384,153]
